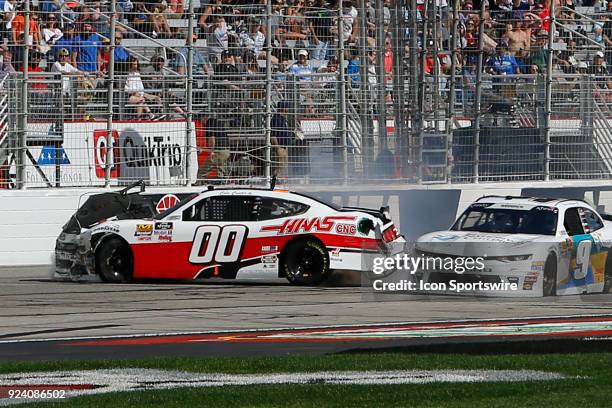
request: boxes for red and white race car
[55,183,404,285]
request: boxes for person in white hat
[288,49,313,81]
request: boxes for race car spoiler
[339,206,392,224]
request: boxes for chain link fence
[1,0,612,189]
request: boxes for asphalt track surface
[3,266,612,360]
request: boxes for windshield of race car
[451,205,558,235]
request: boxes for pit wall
[2,181,612,266]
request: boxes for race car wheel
[96,238,133,283]
[543,253,557,297]
[604,249,612,293]
[282,239,330,285]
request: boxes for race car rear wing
[339,206,392,224]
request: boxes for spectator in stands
[12,8,40,48]
[207,14,230,63]
[289,49,313,81]
[53,23,76,66]
[486,43,520,75]
[75,21,102,73]
[239,17,275,62]
[215,49,241,91]
[23,51,48,91]
[347,46,361,86]
[40,14,62,58]
[150,1,173,39]
[125,57,162,120]
[529,30,548,73]
[310,0,334,60]
[132,2,152,35]
[197,114,230,181]
[341,0,359,44]
[168,0,185,16]
[0,46,15,75]
[589,51,612,90]
[271,101,291,178]
[281,5,311,49]
[174,34,213,77]
[144,54,186,116]
[2,0,17,44]
[51,47,80,95]
[113,32,130,73]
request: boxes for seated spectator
[51,47,80,95]
[144,54,185,116]
[125,57,162,120]
[239,18,276,62]
[310,0,334,61]
[174,34,213,77]
[22,51,48,91]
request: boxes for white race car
[416,196,612,296]
[55,183,404,285]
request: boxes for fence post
[544,0,556,181]
[16,0,30,189]
[376,0,387,156]
[265,0,272,186]
[472,0,486,184]
[105,0,116,187]
[358,0,371,177]
[338,1,348,184]
[185,0,195,186]
[446,0,460,183]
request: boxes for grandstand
[1,0,612,188]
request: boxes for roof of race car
[474,195,594,210]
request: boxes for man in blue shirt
[288,49,313,81]
[486,44,520,75]
[75,21,102,73]
[114,32,130,73]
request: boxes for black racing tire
[96,237,133,283]
[604,249,612,293]
[282,239,330,285]
[543,253,557,297]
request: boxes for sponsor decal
[136,236,152,241]
[37,145,70,165]
[531,261,545,272]
[262,255,277,269]
[261,245,278,253]
[336,223,357,235]
[155,222,173,230]
[260,216,356,234]
[330,248,342,261]
[154,222,174,236]
[92,224,120,234]
[135,224,153,237]
[156,194,180,214]
[158,235,173,242]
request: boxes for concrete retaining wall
[2,181,612,266]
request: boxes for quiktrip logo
[94,130,120,178]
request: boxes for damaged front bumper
[54,231,95,280]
